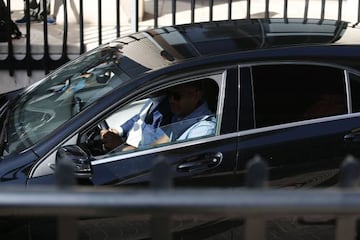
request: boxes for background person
[15,0,38,23]
[15,0,55,24]
[48,0,80,24]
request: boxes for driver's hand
[100,129,125,150]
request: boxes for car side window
[81,78,220,156]
[349,73,360,113]
[252,64,347,128]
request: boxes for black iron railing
[0,155,359,240]
[0,0,359,76]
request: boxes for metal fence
[0,155,359,240]
[1,0,359,76]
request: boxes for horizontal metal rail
[0,155,351,240]
[0,187,359,217]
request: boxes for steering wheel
[98,120,109,130]
[85,120,109,156]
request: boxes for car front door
[88,69,239,188]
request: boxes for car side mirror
[56,145,93,179]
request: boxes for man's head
[167,81,204,118]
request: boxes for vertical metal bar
[24,0,32,76]
[172,0,176,25]
[62,0,69,60]
[209,0,214,21]
[55,152,76,187]
[42,0,50,74]
[116,0,120,37]
[338,0,343,21]
[335,156,360,240]
[150,158,173,240]
[55,145,76,240]
[98,0,102,45]
[132,0,139,32]
[154,0,159,28]
[245,155,268,188]
[358,0,360,23]
[58,217,78,240]
[79,0,85,54]
[244,218,266,240]
[304,0,309,23]
[228,0,232,20]
[336,217,357,240]
[191,0,195,23]
[284,0,288,20]
[150,159,173,189]
[5,0,14,76]
[244,155,268,240]
[321,0,326,21]
[3,0,11,45]
[339,155,360,188]
[246,0,251,19]
[136,0,139,32]
[265,0,270,18]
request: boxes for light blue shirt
[123,99,216,148]
[121,97,167,147]
[165,101,216,141]
[177,115,216,141]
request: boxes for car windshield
[5,42,149,155]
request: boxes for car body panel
[236,115,360,187]
[0,18,359,189]
[90,134,238,187]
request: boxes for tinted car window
[349,73,360,113]
[252,64,347,128]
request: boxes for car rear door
[236,63,360,188]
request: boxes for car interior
[80,78,220,157]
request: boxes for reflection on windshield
[5,44,137,155]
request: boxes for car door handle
[177,152,223,172]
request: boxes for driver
[100,80,216,151]
[101,94,172,150]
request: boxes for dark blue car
[1,17,360,239]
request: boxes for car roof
[109,18,360,73]
[171,18,352,54]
